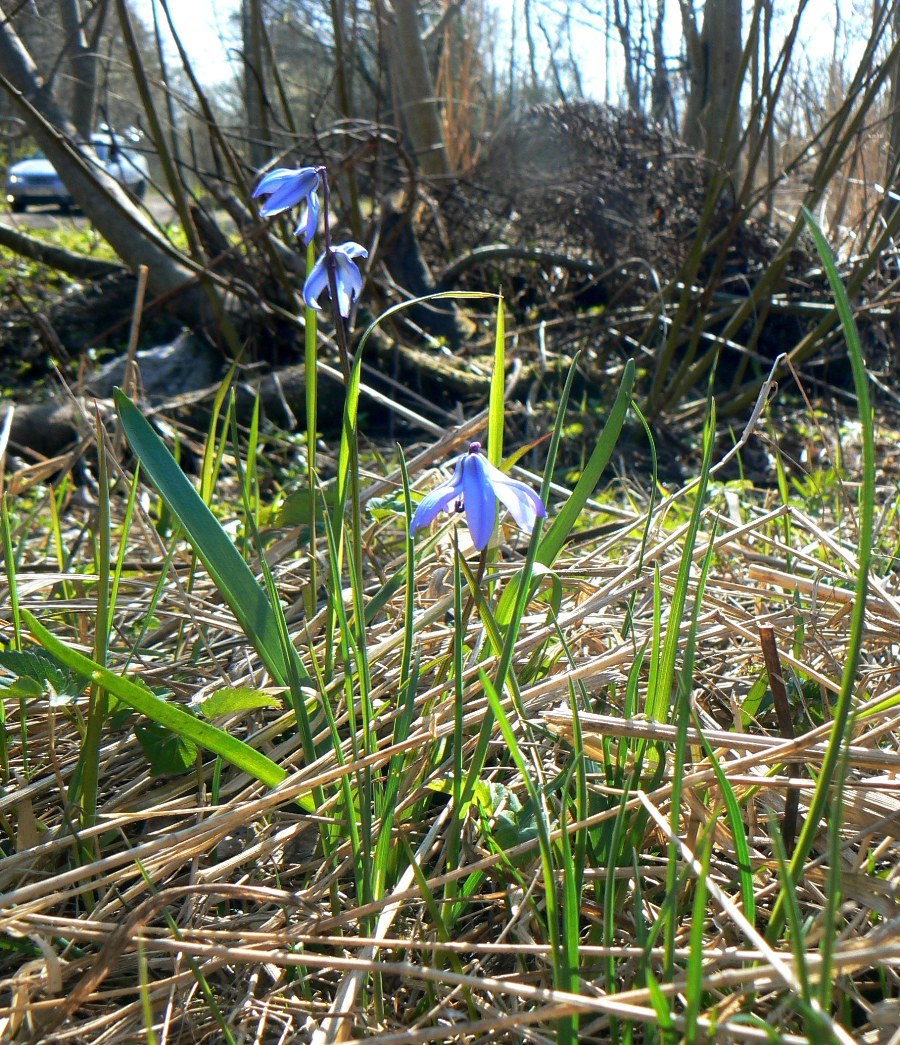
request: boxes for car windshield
[29,149,46,160]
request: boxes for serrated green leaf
[0,647,88,703]
[366,490,408,522]
[4,677,45,699]
[135,721,199,776]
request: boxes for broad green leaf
[23,610,287,791]
[366,490,409,522]
[196,687,283,719]
[739,670,770,727]
[114,389,309,688]
[493,795,539,855]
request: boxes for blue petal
[254,167,319,217]
[334,253,364,317]
[258,181,307,216]
[461,454,497,549]
[410,479,461,535]
[480,457,547,533]
[302,253,329,311]
[294,192,320,244]
[252,168,299,197]
[336,241,368,259]
[302,243,368,316]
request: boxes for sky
[135,0,240,87]
[136,0,844,101]
[136,0,654,97]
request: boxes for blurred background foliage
[0,0,899,430]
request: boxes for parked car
[4,132,149,213]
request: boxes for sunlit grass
[0,246,898,1043]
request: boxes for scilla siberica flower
[410,442,547,550]
[252,166,320,244]
[304,242,368,318]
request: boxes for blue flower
[252,166,320,244]
[303,242,368,318]
[410,442,547,550]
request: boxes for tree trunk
[889,2,900,195]
[242,0,270,170]
[612,0,640,113]
[58,0,98,140]
[650,0,673,128]
[384,0,452,179]
[680,0,743,174]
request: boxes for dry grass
[1,403,900,1044]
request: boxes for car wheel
[9,198,26,213]
[130,180,147,203]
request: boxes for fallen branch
[0,220,124,280]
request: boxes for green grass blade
[494,352,629,632]
[536,358,634,567]
[480,670,577,1044]
[114,389,308,687]
[664,509,718,973]
[305,239,319,615]
[487,296,505,466]
[695,726,756,925]
[645,400,715,723]
[0,496,20,781]
[767,210,875,939]
[644,966,676,1039]
[228,406,318,763]
[684,830,713,1041]
[78,417,113,832]
[23,609,287,790]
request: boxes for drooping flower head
[252,166,320,244]
[410,442,547,550]
[304,241,368,318]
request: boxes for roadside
[3,190,177,230]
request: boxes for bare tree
[650,0,673,128]
[59,0,107,138]
[611,0,641,112]
[889,1,900,193]
[382,0,451,177]
[242,0,271,170]
[680,0,743,173]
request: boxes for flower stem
[318,167,353,382]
